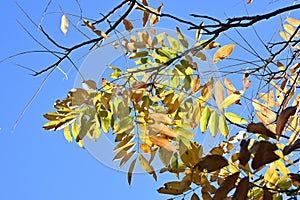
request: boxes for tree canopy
[4,0,300,199]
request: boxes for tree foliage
[9,0,300,199]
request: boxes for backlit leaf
[195,22,204,41]
[191,75,200,94]
[176,27,188,48]
[94,30,110,38]
[286,17,300,27]
[149,135,177,152]
[215,80,224,112]
[200,106,211,133]
[128,158,137,185]
[212,44,235,64]
[83,19,95,31]
[209,111,219,137]
[225,112,247,124]
[220,93,241,109]
[167,35,183,52]
[63,126,73,142]
[123,19,134,31]
[60,14,68,34]
[219,114,229,138]
[139,154,157,180]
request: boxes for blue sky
[0,0,298,199]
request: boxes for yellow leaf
[195,22,204,41]
[149,3,163,26]
[204,41,221,50]
[200,106,211,133]
[280,31,290,41]
[209,111,219,137]
[139,154,157,180]
[220,93,241,108]
[63,126,73,143]
[286,17,300,27]
[123,19,134,31]
[149,135,177,152]
[94,30,110,38]
[225,112,247,124]
[212,44,235,64]
[60,14,68,34]
[275,160,290,176]
[176,27,188,48]
[72,122,84,148]
[219,114,229,138]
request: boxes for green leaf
[225,112,247,124]
[129,51,149,59]
[209,110,219,137]
[167,35,183,52]
[219,114,229,138]
[176,27,188,48]
[200,106,211,133]
[152,32,166,46]
[175,127,194,139]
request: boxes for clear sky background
[0,0,298,200]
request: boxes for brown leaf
[247,0,253,4]
[191,193,200,200]
[238,140,250,166]
[247,122,276,139]
[213,172,239,200]
[149,3,163,26]
[283,139,300,155]
[82,80,97,90]
[83,19,95,31]
[123,19,134,31]
[148,123,179,138]
[195,155,228,173]
[224,78,236,95]
[289,173,300,187]
[128,158,137,185]
[232,176,249,200]
[290,63,300,74]
[149,135,177,152]
[94,30,110,38]
[212,44,235,64]
[251,141,279,170]
[191,75,201,93]
[263,187,273,200]
[157,181,191,195]
[276,106,297,139]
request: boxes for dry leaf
[247,0,253,4]
[238,140,250,166]
[149,135,177,152]
[149,3,163,26]
[195,154,228,172]
[276,106,297,139]
[224,78,236,95]
[283,139,300,155]
[140,143,151,154]
[251,141,279,170]
[232,176,249,200]
[213,172,239,200]
[191,75,201,93]
[128,158,137,185]
[83,19,95,31]
[205,41,221,50]
[196,22,204,41]
[60,14,69,34]
[94,30,110,38]
[247,122,276,139]
[213,44,235,64]
[123,19,134,31]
